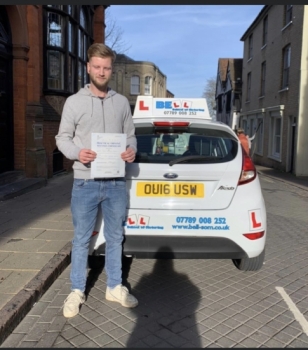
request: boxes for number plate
[136,182,204,197]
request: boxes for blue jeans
[70,178,127,291]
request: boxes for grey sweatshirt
[55,85,137,179]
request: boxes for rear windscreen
[134,124,238,164]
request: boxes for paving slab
[0,271,37,295]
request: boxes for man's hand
[79,149,97,164]
[121,147,136,163]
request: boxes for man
[55,43,138,318]
[236,128,250,156]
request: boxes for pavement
[0,165,307,346]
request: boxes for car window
[134,124,238,164]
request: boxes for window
[262,15,268,46]
[249,118,256,138]
[226,91,231,113]
[282,45,291,88]
[260,61,266,96]
[241,119,248,134]
[248,34,253,59]
[256,116,264,155]
[217,95,223,113]
[246,72,251,101]
[131,75,140,94]
[44,5,93,93]
[285,5,293,25]
[144,76,152,95]
[134,125,238,164]
[270,114,282,159]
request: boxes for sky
[106,5,264,98]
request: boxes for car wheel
[232,249,265,271]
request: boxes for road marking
[260,176,273,183]
[276,286,308,336]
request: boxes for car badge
[218,185,235,190]
[163,173,178,179]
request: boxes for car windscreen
[134,124,238,164]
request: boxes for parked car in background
[89,96,267,271]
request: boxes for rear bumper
[93,235,249,259]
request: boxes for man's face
[87,56,113,91]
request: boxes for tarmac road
[1,166,308,347]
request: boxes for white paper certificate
[91,133,126,178]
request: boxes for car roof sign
[133,96,212,120]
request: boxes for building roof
[113,53,166,78]
[218,58,229,86]
[217,58,243,93]
[228,59,243,89]
[114,53,135,62]
[240,5,270,41]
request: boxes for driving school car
[89,96,267,271]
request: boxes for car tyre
[232,249,265,271]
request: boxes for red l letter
[139,101,149,110]
[251,212,261,228]
[140,218,146,225]
[128,218,135,225]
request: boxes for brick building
[166,89,175,98]
[0,5,108,180]
[108,53,169,114]
[240,5,308,176]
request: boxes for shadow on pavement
[85,255,106,298]
[126,247,202,348]
[85,253,134,298]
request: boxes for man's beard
[90,75,110,91]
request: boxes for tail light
[243,231,265,240]
[153,122,190,127]
[238,147,256,185]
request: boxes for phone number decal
[176,217,227,224]
[173,217,230,230]
[163,111,197,116]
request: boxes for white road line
[276,286,308,336]
[260,176,273,183]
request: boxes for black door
[0,7,13,174]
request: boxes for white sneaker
[63,289,85,318]
[106,284,138,308]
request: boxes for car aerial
[89,96,267,271]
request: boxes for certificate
[91,133,126,178]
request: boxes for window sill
[254,151,263,157]
[268,155,282,163]
[281,21,293,32]
[278,87,289,93]
[259,95,265,99]
[261,44,267,50]
[247,57,252,63]
[245,100,250,104]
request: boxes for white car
[89,96,267,271]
